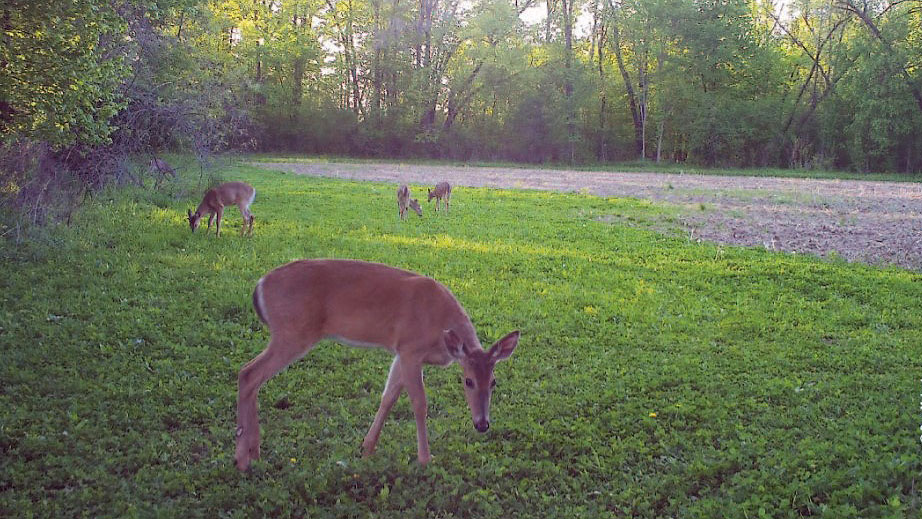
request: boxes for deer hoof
[235,446,259,471]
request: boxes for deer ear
[489,330,520,362]
[443,329,465,359]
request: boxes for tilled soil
[252,161,922,270]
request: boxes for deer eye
[464,378,474,388]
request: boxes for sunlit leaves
[0,1,129,147]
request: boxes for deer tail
[252,278,268,325]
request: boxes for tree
[0,0,129,148]
[835,0,922,114]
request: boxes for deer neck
[195,198,213,216]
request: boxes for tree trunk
[609,7,643,158]
[545,0,556,42]
[594,0,607,161]
[372,0,382,114]
[443,62,483,131]
[292,58,304,107]
[176,10,185,41]
[347,0,361,114]
[638,45,649,160]
[562,0,575,163]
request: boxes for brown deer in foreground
[187,181,255,236]
[397,184,422,219]
[235,259,520,471]
[427,182,451,213]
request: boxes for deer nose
[474,420,489,433]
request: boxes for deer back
[150,157,174,173]
[429,182,450,200]
[256,259,479,362]
[199,182,254,213]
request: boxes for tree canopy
[2,0,921,172]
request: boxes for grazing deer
[187,181,255,236]
[235,259,520,471]
[397,184,422,219]
[148,157,176,186]
[427,182,451,213]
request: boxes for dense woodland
[2,0,922,223]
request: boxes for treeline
[200,0,922,171]
[1,0,921,226]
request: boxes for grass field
[1,162,920,518]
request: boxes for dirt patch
[252,161,922,270]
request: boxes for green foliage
[5,0,922,173]
[1,162,920,517]
[212,0,921,172]
[0,1,129,147]
[836,25,922,173]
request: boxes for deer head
[444,329,520,433]
[187,209,202,232]
[409,198,422,217]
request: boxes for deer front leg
[400,360,431,464]
[362,356,404,457]
[207,213,215,232]
[215,207,224,236]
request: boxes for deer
[427,182,451,213]
[397,184,422,219]
[148,157,176,187]
[235,259,520,471]
[187,181,255,237]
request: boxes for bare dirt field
[252,161,922,271]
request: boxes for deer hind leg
[362,356,404,457]
[235,333,319,471]
[238,203,253,236]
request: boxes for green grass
[1,162,920,518]
[247,153,922,183]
